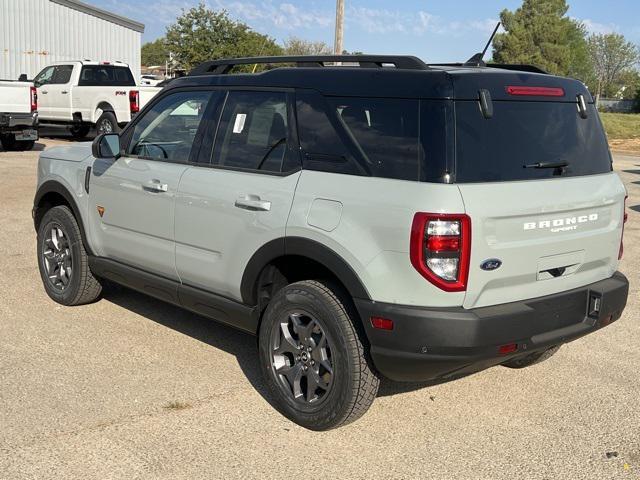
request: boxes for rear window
[296,92,449,182]
[455,101,611,182]
[78,65,135,86]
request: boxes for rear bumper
[0,111,38,130]
[356,272,629,382]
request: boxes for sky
[94,0,640,63]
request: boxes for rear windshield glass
[78,66,135,86]
[455,101,611,182]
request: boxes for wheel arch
[94,102,116,124]
[241,237,371,310]
[33,181,93,255]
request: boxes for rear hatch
[450,69,626,309]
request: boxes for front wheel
[37,205,102,305]
[259,280,379,430]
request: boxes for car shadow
[101,285,446,402]
[629,204,640,213]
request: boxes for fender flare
[240,236,371,305]
[33,180,93,255]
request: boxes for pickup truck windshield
[454,100,611,182]
[78,65,135,87]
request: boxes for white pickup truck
[33,61,160,138]
[0,80,38,151]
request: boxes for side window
[34,66,55,87]
[127,91,213,162]
[295,91,367,176]
[328,97,421,181]
[213,91,289,172]
[79,66,135,86]
[52,65,73,84]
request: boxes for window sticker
[233,113,247,134]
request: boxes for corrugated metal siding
[1,0,142,80]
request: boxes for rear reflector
[498,343,518,355]
[506,86,565,97]
[371,317,394,331]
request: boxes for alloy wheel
[270,312,334,404]
[42,224,72,291]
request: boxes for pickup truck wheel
[0,134,34,151]
[37,205,102,306]
[96,112,119,135]
[70,124,91,139]
[501,345,561,369]
[259,280,379,430]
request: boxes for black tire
[37,205,102,306]
[95,111,119,135]
[259,280,379,430]
[70,124,91,139]
[501,345,561,369]
[0,134,34,151]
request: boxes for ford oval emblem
[480,259,502,271]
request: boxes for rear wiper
[523,161,569,169]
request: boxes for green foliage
[283,37,332,56]
[599,112,640,139]
[588,33,639,99]
[492,0,592,80]
[141,38,168,67]
[165,3,282,72]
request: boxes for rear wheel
[259,280,379,430]
[70,124,91,139]
[37,205,102,305]
[502,345,561,369]
[0,134,35,151]
[95,111,119,136]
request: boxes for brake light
[506,86,565,97]
[30,86,37,112]
[410,213,471,292]
[619,194,628,260]
[129,90,139,114]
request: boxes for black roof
[166,55,590,102]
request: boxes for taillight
[506,86,565,97]
[410,213,471,292]
[30,86,37,112]
[619,194,628,260]
[129,90,140,114]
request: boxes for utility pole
[334,0,344,55]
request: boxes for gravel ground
[0,135,638,479]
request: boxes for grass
[163,400,192,411]
[599,112,640,140]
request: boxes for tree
[492,0,592,80]
[283,37,332,56]
[141,38,169,67]
[165,3,282,72]
[588,33,639,102]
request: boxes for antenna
[464,22,501,66]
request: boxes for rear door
[175,89,301,301]
[452,78,626,309]
[36,65,74,121]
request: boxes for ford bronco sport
[33,55,629,430]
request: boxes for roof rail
[428,62,548,74]
[189,55,430,75]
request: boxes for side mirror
[18,74,28,82]
[92,133,121,159]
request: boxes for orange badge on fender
[97,206,105,217]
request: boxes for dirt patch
[609,139,640,155]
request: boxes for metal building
[1,0,144,80]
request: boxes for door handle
[235,194,271,211]
[61,91,68,94]
[143,179,168,193]
[41,91,48,94]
